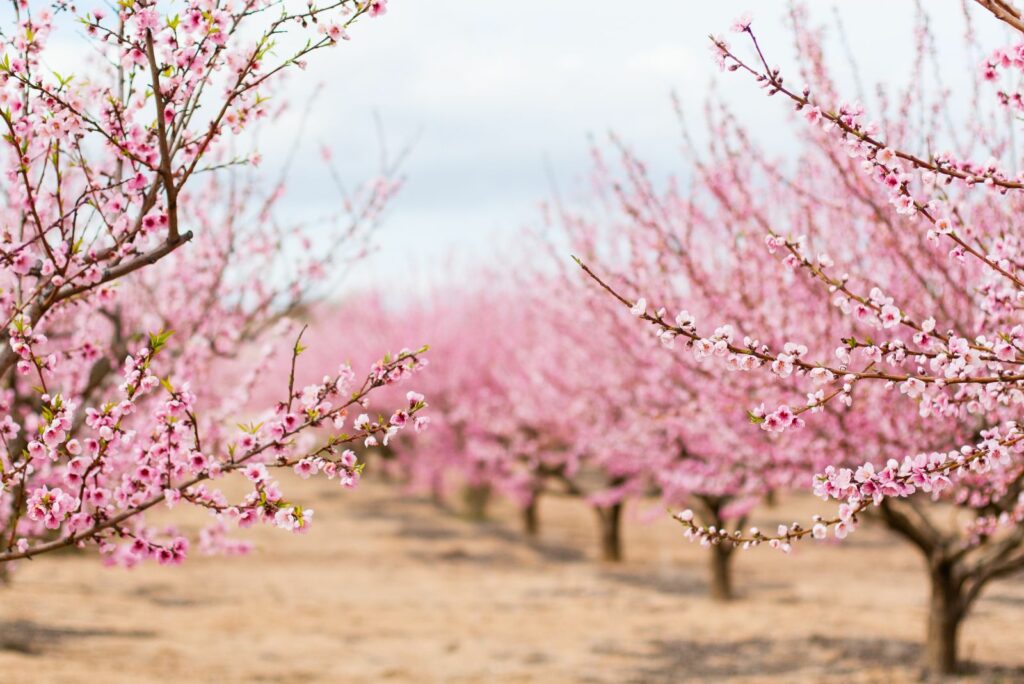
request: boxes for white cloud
[36,2,1018,292]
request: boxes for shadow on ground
[601,635,920,682]
[0,619,154,656]
[602,635,1024,683]
[347,490,589,565]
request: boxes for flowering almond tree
[509,290,654,562]
[549,151,830,593]
[578,3,1024,673]
[0,0,429,571]
[351,244,798,574]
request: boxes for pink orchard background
[292,3,1024,674]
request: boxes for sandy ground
[1,478,1023,684]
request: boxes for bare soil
[1,479,1022,683]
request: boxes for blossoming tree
[550,148,834,594]
[578,3,1024,673]
[0,0,429,571]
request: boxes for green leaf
[148,329,175,353]
[236,421,264,435]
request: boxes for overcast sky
[53,2,1012,291]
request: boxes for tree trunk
[522,497,540,537]
[594,503,623,562]
[709,542,734,601]
[428,471,445,508]
[692,496,742,601]
[925,560,962,676]
[461,483,491,521]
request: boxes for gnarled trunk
[522,497,540,537]
[877,500,971,676]
[692,495,742,601]
[925,560,962,675]
[709,542,735,601]
[594,503,623,562]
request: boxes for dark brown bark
[709,542,735,601]
[925,560,961,675]
[693,495,743,601]
[522,497,540,537]
[594,503,623,562]
[878,501,968,675]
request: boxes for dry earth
[1,478,1023,683]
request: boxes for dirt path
[1,479,1022,683]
